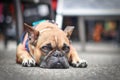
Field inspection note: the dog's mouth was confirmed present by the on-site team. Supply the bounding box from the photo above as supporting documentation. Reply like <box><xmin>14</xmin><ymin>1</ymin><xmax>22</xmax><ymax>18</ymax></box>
<box><xmin>39</xmin><ymin>49</ymin><xmax>69</xmax><ymax>69</ymax></box>
<box><xmin>51</xmin><ymin>61</ymin><xmax>64</xmax><ymax>68</ymax></box>
<box><xmin>40</xmin><ymin>56</ymin><xmax>69</xmax><ymax>69</ymax></box>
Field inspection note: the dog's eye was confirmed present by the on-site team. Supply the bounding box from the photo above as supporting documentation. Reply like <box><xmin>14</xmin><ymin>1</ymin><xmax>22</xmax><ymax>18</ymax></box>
<box><xmin>42</xmin><ymin>46</ymin><xmax>48</xmax><ymax>50</ymax></box>
<box><xmin>41</xmin><ymin>46</ymin><xmax>50</xmax><ymax>53</ymax></box>
<box><xmin>62</xmin><ymin>44</ymin><xmax>70</xmax><ymax>53</ymax></box>
<box><xmin>41</xmin><ymin>44</ymin><xmax>53</xmax><ymax>53</ymax></box>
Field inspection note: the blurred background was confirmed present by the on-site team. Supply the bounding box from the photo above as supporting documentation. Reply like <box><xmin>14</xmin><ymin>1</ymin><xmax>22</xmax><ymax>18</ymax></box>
<box><xmin>0</xmin><ymin>0</ymin><xmax>120</xmax><ymax>80</ymax></box>
<box><xmin>0</xmin><ymin>0</ymin><xmax>56</xmax><ymax>49</ymax></box>
<box><xmin>0</xmin><ymin>0</ymin><xmax>120</xmax><ymax>52</ymax></box>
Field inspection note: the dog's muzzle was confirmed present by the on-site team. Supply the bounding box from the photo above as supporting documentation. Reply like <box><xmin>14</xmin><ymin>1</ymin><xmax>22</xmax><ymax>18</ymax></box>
<box><xmin>40</xmin><ymin>50</ymin><xmax>69</xmax><ymax>69</ymax></box>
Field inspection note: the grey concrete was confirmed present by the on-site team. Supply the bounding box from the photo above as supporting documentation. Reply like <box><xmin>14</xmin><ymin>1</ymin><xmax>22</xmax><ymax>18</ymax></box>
<box><xmin>0</xmin><ymin>41</ymin><xmax>120</xmax><ymax>80</ymax></box>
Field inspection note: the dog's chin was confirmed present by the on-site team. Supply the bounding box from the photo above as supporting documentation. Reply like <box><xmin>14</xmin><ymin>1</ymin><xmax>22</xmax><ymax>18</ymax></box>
<box><xmin>40</xmin><ymin>56</ymin><xmax>69</xmax><ymax>69</ymax></box>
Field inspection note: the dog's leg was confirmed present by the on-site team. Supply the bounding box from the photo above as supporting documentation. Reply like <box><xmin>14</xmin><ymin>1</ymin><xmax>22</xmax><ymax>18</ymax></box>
<box><xmin>16</xmin><ymin>43</ymin><xmax>36</xmax><ymax>67</ymax></box>
<box><xmin>33</xmin><ymin>48</ymin><xmax>41</xmax><ymax>65</ymax></box>
<box><xmin>68</xmin><ymin>45</ymin><xmax>88</xmax><ymax>68</ymax></box>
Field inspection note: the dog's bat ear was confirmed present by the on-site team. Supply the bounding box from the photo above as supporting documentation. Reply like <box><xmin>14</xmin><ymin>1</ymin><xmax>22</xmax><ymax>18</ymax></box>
<box><xmin>24</xmin><ymin>23</ymin><xmax>39</xmax><ymax>45</ymax></box>
<box><xmin>64</xmin><ymin>26</ymin><xmax>75</xmax><ymax>39</ymax></box>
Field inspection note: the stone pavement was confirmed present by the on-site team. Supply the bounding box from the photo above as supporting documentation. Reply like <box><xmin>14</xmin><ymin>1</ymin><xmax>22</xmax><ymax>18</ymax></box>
<box><xmin>0</xmin><ymin>41</ymin><xmax>120</xmax><ymax>80</ymax></box>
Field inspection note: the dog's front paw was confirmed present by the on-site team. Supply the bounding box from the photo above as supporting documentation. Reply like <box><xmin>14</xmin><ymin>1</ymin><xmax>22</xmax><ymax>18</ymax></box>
<box><xmin>71</xmin><ymin>59</ymin><xmax>88</xmax><ymax>68</ymax></box>
<box><xmin>22</xmin><ymin>58</ymin><xmax>36</xmax><ymax>67</ymax></box>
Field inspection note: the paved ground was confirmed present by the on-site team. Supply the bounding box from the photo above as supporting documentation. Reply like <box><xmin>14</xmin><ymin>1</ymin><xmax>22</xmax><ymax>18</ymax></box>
<box><xmin>0</xmin><ymin>41</ymin><xmax>120</xmax><ymax>80</ymax></box>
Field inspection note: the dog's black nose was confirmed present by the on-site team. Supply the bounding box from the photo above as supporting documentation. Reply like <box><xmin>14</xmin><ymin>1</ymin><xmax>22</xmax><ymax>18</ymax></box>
<box><xmin>52</xmin><ymin>50</ymin><xmax>64</xmax><ymax>57</ymax></box>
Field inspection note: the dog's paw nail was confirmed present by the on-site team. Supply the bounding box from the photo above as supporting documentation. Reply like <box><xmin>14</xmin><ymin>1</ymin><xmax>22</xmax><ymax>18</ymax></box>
<box><xmin>71</xmin><ymin>60</ymin><xmax>88</xmax><ymax>68</ymax></box>
<box><xmin>22</xmin><ymin>58</ymin><xmax>36</xmax><ymax>67</ymax></box>
<box><xmin>79</xmin><ymin>60</ymin><xmax>88</xmax><ymax>68</ymax></box>
<box><xmin>71</xmin><ymin>63</ymin><xmax>76</xmax><ymax>67</ymax></box>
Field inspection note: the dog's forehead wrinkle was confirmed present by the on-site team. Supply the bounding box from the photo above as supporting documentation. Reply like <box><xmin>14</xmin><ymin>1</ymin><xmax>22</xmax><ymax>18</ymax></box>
<box><xmin>54</xmin><ymin>36</ymin><xmax>58</xmax><ymax>44</ymax></box>
<box><xmin>37</xmin><ymin>28</ymin><xmax>69</xmax><ymax>48</ymax></box>
<box><xmin>53</xmin><ymin>34</ymin><xmax>67</xmax><ymax>48</ymax></box>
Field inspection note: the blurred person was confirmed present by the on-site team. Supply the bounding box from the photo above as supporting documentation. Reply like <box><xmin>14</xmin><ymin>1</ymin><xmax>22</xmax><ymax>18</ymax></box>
<box><xmin>93</xmin><ymin>22</ymin><xmax>103</xmax><ymax>42</ymax></box>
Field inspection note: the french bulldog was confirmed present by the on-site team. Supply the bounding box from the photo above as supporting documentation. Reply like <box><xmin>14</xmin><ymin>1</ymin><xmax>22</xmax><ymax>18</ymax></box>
<box><xmin>16</xmin><ymin>20</ymin><xmax>87</xmax><ymax>68</ymax></box>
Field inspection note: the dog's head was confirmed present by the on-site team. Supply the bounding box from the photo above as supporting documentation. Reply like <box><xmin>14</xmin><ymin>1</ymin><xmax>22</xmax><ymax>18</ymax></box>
<box><xmin>24</xmin><ymin>21</ymin><xmax>74</xmax><ymax>69</ymax></box>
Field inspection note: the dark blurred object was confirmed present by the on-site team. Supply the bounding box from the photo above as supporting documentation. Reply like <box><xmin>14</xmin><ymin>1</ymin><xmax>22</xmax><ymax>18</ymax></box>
<box><xmin>0</xmin><ymin>0</ymin><xmax>12</xmax><ymax>3</ymax></box>
<box><xmin>23</xmin><ymin>0</ymin><xmax>54</xmax><ymax>25</ymax></box>
<box><xmin>0</xmin><ymin>0</ymin><xmax>54</xmax><ymax>48</ymax></box>
<box><xmin>117</xmin><ymin>21</ymin><xmax>120</xmax><ymax>45</ymax></box>
<box><xmin>86</xmin><ymin>20</ymin><xmax>95</xmax><ymax>41</ymax></box>
<box><xmin>0</xmin><ymin>3</ymin><xmax>16</xmax><ymax>47</ymax></box>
